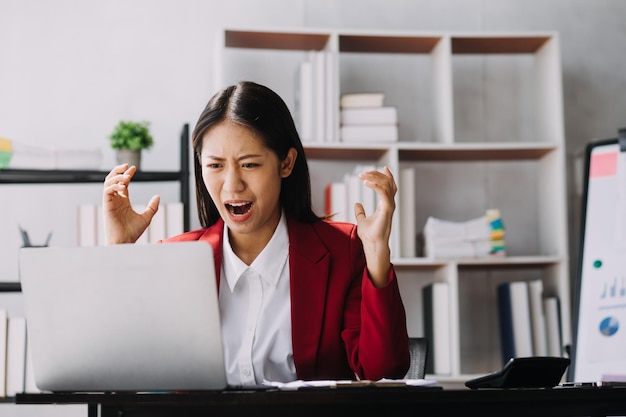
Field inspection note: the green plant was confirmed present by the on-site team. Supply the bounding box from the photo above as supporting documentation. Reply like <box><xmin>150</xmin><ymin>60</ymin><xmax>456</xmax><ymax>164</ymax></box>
<box><xmin>109</xmin><ymin>120</ymin><xmax>154</xmax><ymax>151</ymax></box>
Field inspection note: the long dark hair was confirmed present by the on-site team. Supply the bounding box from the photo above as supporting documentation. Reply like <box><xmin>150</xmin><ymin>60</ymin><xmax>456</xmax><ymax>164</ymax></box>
<box><xmin>192</xmin><ymin>81</ymin><xmax>323</xmax><ymax>228</ymax></box>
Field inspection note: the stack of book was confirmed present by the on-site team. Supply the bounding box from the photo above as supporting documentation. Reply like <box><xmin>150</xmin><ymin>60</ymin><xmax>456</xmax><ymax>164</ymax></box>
<box><xmin>0</xmin><ymin>138</ymin><xmax>102</xmax><ymax>170</ymax></box>
<box><xmin>77</xmin><ymin>202</ymin><xmax>184</xmax><ymax>246</ymax></box>
<box><xmin>324</xmin><ymin>165</ymin><xmax>380</xmax><ymax>224</ymax></box>
<box><xmin>339</xmin><ymin>93</ymin><xmax>398</xmax><ymax>143</ymax></box>
<box><xmin>422</xmin><ymin>209</ymin><xmax>506</xmax><ymax>259</ymax></box>
<box><xmin>295</xmin><ymin>51</ymin><xmax>336</xmax><ymax>143</ymax></box>
<box><xmin>497</xmin><ymin>280</ymin><xmax>563</xmax><ymax>366</ymax></box>
<box><xmin>0</xmin><ymin>311</ymin><xmax>40</xmax><ymax>397</ymax></box>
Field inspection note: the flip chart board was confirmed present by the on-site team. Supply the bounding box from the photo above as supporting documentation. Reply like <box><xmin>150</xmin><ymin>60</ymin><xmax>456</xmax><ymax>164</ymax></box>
<box><xmin>570</xmin><ymin>132</ymin><xmax>626</xmax><ymax>382</ymax></box>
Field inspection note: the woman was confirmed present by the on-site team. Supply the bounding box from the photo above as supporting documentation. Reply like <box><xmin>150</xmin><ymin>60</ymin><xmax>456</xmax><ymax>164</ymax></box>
<box><xmin>103</xmin><ymin>81</ymin><xmax>410</xmax><ymax>386</ymax></box>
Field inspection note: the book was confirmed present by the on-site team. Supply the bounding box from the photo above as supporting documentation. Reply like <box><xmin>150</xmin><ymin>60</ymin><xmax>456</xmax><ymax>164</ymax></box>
<box><xmin>355</xmin><ymin>164</ymin><xmax>377</xmax><ymax>217</ymax></box>
<box><xmin>0</xmin><ymin>309</ymin><xmax>7</xmax><ymax>397</ymax></box>
<box><xmin>133</xmin><ymin>204</ymin><xmax>149</xmax><ymax>244</ymax></box>
<box><xmin>324</xmin><ymin>51</ymin><xmax>337</xmax><ymax>142</ymax></box>
<box><xmin>326</xmin><ymin>166</ymin><xmax>380</xmax><ymax>224</ymax></box>
<box><xmin>324</xmin><ymin>182</ymin><xmax>348</xmax><ymax>222</ymax></box>
<box><xmin>527</xmin><ymin>279</ymin><xmax>548</xmax><ymax>356</ymax></box>
<box><xmin>340</xmin><ymin>92</ymin><xmax>384</xmax><ymax>108</ymax></box>
<box><xmin>312</xmin><ymin>51</ymin><xmax>326</xmax><ymax>142</ymax></box>
<box><xmin>340</xmin><ymin>106</ymin><xmax>398</xmax><ymax>125</ymax></box>
<box><xmin>6</xmin><ymin>316</ymin><xmax>26</xmax><ymax>397</ymax></box>
<box><xmin>148</xmin><ymin>203</ymin><xmax>167</xmax><ymax>243</ymax></box>
<box><xmin>166</xmin><ymin>202</ymin><xmax>185</xmax><ymax>237</ymax></box>
<box><xmin>340</xmin><ymin>125</ymin><xmax>398</xmax><ymax>143</ymax></box>
<box><xmin>97</xmin><ymin>204</ymin><xmax>105</xmax><ymax>246</ymax></box>
<box><xmin>344</xmin><ymin>171</ymin><xmax>362</xmax><ymax>224</ymax></box>
<box><xmin>544</xmin><ymin>296</ymin><xmax>563</xmax><ymax>357</ymax></box>
<box><xmin>77</xmin><ymin>203</ymin><xmax>98</xmax><ymax>247</ymax></box>
<box><xmin>497</xmin><ymin>281</ymin><xmax>533</xmax><ymax>365</ymax></box>
<box><xmin>295</xmin><ymin>60</ymin><xmax>314</xmax><ymax>142</ymax></box>
<box><xmin>399</xmin><ymin>167</ymin><xmax>416</xmax><ymax>257</ymax></box>
<box><xmin>296</xmin><ymin>50</ymin><xmax>337</xmax><ymax>143</ymax></box>
<box><xmin>422</xmin><ymin>282</ymin><xmax>451</xmax><ymax>375</ymax></box>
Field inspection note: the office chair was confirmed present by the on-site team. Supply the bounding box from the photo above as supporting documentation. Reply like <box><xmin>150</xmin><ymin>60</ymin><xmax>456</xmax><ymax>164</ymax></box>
<box><xmin>405</xmin><ymin>337</ymin><xmax>429</xmax><ymax>379</ymax></box>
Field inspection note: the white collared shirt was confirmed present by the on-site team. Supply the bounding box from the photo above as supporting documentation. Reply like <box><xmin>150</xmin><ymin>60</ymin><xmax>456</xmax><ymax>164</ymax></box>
<box><xmin>219</xmin><ymin>212</ymin><xmax>295</xmax><ymax>386</ymax></box>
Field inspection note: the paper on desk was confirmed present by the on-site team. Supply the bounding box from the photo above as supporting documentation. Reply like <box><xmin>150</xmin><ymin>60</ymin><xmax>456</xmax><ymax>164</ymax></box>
<box><xmin>263</xmin><ymin>379</ymin><xmax>349</xmax><ymax>390</ymax></box>
<box><xmin>263</xmin><ymin>378</ymin><xmax>438</xmax><ymax>391</ymax></box>
<box><xmin>380</xmin><ymin>378</ymin><xmax>439</xmax><ymax>387</ymax></box>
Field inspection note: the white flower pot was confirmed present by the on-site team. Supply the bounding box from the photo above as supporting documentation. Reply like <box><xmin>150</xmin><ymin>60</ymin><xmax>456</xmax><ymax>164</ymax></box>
<box><xmin>115</xmin><ymin>149</ymin><xmax>142</xmax><ymax>169</ymax></box>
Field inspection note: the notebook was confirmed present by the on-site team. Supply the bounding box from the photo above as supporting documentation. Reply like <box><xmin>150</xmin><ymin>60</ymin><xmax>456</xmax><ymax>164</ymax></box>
<box><xmin>18</xmin><ymin>241</ymin><xmax>227</xmax><ymax>392</ymax></box>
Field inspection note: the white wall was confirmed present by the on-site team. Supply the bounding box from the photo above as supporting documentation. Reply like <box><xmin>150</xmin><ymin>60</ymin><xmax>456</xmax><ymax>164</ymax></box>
<box><xmin>2</xmin><ymin>0</ymin><xmax>626</xmax><ymax>265</ymax></box>
<box><xmin>2</xmin><ymin>0</ymin><xmax>625</xmax><ymax>278</ymax></box>
<box><xmin>0</xmin><ymin>0</ymin><xmax>309</xmax><ymax>282</ymax></box>
<box><xmin>0</xmin><ymin>0</ymin><xmax>309</xmax><ymax>170</ymax></box>
<box><xmin>1</xmin><ymin>0</ymin><xmax>626</xmax><ymax>413</ymax></box>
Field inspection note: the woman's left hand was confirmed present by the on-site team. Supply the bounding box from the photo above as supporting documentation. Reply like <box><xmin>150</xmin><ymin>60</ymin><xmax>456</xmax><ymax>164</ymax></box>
<box><xmin>354</xmin><ymin>166</ymin><xmax>397</xmax><ymax>288</ymax></box>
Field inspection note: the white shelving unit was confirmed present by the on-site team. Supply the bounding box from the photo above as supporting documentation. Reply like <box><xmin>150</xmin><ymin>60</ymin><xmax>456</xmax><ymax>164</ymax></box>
<box><xmin>215</xmin><ymin>28</ymin><xmax>570</xmax><ymax>384</ymax></box>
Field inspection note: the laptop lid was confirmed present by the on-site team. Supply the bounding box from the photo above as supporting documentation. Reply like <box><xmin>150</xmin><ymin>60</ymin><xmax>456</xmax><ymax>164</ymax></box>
<box><xmin>19</xmin><ymin>241</ymin><xmax>227</xmax><ymax>392</ymax></box>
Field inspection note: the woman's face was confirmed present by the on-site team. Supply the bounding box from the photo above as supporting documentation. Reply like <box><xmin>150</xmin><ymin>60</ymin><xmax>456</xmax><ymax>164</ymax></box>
<box><xmin>200</xmin><ymin>120</ymin><xmax>296</xmax><ymax>243</ymax></box>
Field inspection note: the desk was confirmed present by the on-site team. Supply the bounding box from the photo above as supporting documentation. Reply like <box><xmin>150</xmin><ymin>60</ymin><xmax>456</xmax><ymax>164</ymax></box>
<box><xmin>16</xmin><ymin>386</ymin><xmax>626</xmax><ymax>417</ymax></box>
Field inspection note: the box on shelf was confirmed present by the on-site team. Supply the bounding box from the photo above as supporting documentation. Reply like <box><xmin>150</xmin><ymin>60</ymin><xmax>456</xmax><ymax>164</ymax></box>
<box><xmin>54</xmin><ymin>148</ymin><xmax>103</xmax><ymax>170</ymax></box>
<box><xmin>1</xmin><ymin>139</ymin><xmax>102</xmax><ymax>170</ymax></box>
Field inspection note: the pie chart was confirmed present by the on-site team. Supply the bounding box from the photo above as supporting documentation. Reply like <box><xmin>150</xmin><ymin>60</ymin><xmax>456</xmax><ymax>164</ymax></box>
<box><xmin>599</xmin><ymin>316</ymin><xmax>619</xmax><ymax>336</ymax></box>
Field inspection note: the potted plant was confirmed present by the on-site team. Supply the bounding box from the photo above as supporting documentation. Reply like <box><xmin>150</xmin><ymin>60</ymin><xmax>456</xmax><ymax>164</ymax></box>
<box><xmin>109</xmin><ymin>120</ymin><xmax>154</xmax><ymax>169</ymax></box>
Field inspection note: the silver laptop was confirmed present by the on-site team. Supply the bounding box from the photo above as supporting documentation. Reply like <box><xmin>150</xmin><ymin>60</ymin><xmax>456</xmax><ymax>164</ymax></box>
<box><xmin>18</xmin><ymin>241</ymin><xmax>227</xmax><ymax>392</ymax></box>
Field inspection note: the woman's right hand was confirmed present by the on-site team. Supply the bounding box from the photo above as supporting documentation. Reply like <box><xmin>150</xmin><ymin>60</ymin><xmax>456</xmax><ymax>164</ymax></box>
<box><xmin>102</xmin><ymin>164</ymin><xmax>160</xmax><ymax>245</ymax></box>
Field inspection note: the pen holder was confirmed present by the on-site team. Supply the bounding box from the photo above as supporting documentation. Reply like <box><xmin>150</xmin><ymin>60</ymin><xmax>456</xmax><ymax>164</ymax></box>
<box><xmin>19</xmin><ymin>226</ymin><xmax>52</xmax><ymax>248</ymax></box>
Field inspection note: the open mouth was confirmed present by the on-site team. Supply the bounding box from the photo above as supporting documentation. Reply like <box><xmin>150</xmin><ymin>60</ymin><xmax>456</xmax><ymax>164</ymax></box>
<box><xmin>226</xmin><ymin>202</ymin><xmax>252</xmax><ymax>216</ymax></box>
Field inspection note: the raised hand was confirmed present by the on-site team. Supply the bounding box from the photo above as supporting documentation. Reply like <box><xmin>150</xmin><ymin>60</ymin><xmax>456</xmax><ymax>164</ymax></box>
<box><xmin>102</xmin><ymin>164</ymin><xmax>160</xmax><ymax>244</ymax></box>
<box><xmin>354</xmin><ymin>166</ymin><xmax>397</xmax><ymax>287</ymax></box>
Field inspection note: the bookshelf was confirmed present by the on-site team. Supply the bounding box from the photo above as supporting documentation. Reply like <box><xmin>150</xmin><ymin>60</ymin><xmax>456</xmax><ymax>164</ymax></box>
<box><xmin>216</xmin><ymin>28</ymin><xmax>571</xmax><ymax>384</ymax></box>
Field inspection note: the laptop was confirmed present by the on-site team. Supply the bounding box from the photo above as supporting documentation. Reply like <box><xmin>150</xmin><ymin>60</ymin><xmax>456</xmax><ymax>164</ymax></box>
<box><xmin>18</xmin><ymin>241</ymin><xmax>227</xmax><ymax>392</ymax></box>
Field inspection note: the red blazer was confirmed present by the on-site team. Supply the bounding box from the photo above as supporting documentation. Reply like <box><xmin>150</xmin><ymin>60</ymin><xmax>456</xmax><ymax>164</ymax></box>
<box><xmin>163</xmin><ymin>215</ymin><xmax>410</xmax><ymax>381</ymax></box>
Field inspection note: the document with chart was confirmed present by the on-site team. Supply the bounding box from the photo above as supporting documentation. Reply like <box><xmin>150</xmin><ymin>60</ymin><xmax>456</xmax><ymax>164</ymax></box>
<box><xmin>571</xmin><ymin>137</ymin><xmax>626</xmax><ymax>383</ymax></box>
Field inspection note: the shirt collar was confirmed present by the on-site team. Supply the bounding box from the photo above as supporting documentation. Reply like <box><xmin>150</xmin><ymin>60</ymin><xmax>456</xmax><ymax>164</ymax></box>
<box><xmin>222</xmin><ymin>211</ymin><xmax>289</xmax><ymax>292</ymax></box>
